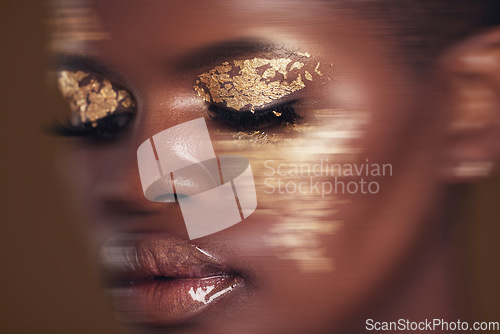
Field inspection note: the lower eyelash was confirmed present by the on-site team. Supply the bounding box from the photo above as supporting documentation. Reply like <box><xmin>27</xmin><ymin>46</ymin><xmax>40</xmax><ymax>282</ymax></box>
<box><xmin>208</xmin><ymin>102</ymin><xmax>301</xmax><ymax>130</ymax></box>
<box><xmin>50</xmin><ymin>113</ymin><xmax>134</xmax><ymax>140</ymax></box>
<box><xmin>51</xmin><ymin>101</ymin><xmax>299</xmax><ymax>138</ymax></box>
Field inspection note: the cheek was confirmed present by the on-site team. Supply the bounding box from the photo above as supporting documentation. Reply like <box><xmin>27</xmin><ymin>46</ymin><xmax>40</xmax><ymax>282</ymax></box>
<box><xmin>205</xmin><ymin>53</ymin><xmax>433</xmax><ymax>329</ymax></box>
<box><xmin>208</xmin><ymin>92</ymin><xmax>388</xmax><ymax>272</ymax></box>
<box><xmin>62</xmin><ymin>144</ymin><xmax>117</xmax><ymax>195</ymax></box>
<box><xmin>59</xmin><ymin>141</ymin><xmax>135</xmax><ymax>230</ymax></box>
<box><xmin>206</xmin><ymin>108</ymin><xmax>368</xmax><ymax>306</ymax></box>
<box><xmin>60</xmin><ymin>145</ymin><xmax>98</xmax><ymax>204</ymax></box>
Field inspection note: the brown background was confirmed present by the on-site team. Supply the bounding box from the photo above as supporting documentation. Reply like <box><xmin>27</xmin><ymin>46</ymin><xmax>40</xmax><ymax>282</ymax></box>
<box><xmin>1</xmin><ymin>1</ymin><xmax>498</xmax><ymax>333</ymax></box>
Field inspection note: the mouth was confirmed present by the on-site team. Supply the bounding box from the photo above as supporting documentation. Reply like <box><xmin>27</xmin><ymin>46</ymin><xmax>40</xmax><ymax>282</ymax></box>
<box><xmin>99</xmin><ymin>233</ymin><xmax>244</xmax><ymax>325</ymax></box>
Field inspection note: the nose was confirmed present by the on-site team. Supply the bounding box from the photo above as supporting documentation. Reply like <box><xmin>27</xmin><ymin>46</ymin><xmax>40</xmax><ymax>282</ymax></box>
<box><xmin>137</xmin><ymin>117</ymin><xmax>221</xmax><ymax>202</ymax></box>
<box><xmin>137</xmin><ymin>117</ymin><xmax>259</xmax><ymax>239</ymax></box>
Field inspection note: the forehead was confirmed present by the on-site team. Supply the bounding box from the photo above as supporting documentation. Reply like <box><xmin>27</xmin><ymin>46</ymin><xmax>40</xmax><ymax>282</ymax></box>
<box><xmin>64</xmin><ymin>0</ymin><xmax>367</xmax><ymax>60</ymax></box>
<box><xmin>52</xmin><ymin>0</ymin><xmax>399</xmax><ymax>111</ymax></box>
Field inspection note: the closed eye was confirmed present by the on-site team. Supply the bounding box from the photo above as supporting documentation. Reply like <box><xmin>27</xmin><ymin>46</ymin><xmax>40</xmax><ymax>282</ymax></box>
<box><xmin>54</xmin><ymin>69</ymin><xmax>137</xmax><ymax>140</ymax></box>
<box><xmin>207</xmin><ymin>101</ymin><xmax>301</xmax><ymax>131</ymax></box>
<box><xmin>52</xmin><ymin>112</ymin><xmax>135</xmax><ymax>140</ymax></box>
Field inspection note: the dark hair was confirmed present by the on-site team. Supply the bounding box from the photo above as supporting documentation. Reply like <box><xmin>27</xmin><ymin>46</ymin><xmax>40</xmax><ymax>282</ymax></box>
<box><xmin>336</xmin><ymin>0</ymin><xmax>500</xmax><ymax>68</ymax></box>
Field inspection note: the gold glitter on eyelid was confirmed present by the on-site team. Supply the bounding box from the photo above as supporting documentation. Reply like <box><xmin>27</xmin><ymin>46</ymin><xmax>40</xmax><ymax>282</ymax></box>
<box><xmin>289</xmin><ymin>62</ymin><xmax>305</xmax><ymax>71</ymax></box>
<box><xmin>193</xmin><ymin>54</ymin><xmax>322</xmax><ymax>112</ymax></box>
<box><xmin>57</xmin><ymin>70</ymin><xmax>136</xmax><ymax>125</ymax></box>
<box><xmin>314</xmin><ymin>62</ymin><xmax>323</xmax><ymax>76</ymax></box>
<box><xmin>304</xmin><ymin>71</ymin><xmax>313</xmax><ymax>81</ymax></box>
<box><xmin>273</xmin><ymin>110</ymin><xmax>282</xmax><ymax>117</ymax></box>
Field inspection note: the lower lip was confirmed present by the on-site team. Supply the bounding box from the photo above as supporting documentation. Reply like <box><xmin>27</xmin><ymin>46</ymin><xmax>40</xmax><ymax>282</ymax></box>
<box><xmin>109</xmin><ymin>275</ymin><xmax>243</xmax><ymax>325</ymax></box>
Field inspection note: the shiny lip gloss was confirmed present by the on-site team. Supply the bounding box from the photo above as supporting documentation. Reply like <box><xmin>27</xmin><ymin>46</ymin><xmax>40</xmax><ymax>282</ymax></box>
<box><xmin>100</xmin><ymin>234</ymin><xmax>244</xmax><ymax>325</ymax></box>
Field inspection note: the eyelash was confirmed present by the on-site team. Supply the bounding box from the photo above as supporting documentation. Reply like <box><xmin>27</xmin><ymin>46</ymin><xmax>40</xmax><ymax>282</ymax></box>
<box><xmin>52</xmin><ymin>112</ymin><xmax>135</xmax><ymax>140</ymax></box>
<box><xmin>54</xmin><ymin>101</ymin><xmax>301</xmax><ymax>139</ymax></box>
<box><xmin>207</xmin><ymin>101</ymin><xmax>301</xmax><ymax>131</ymax></box>
<box><xmin>54</xmin><ymin>70</ymin><xmax>300</xmax><ymax>139</ymax></box>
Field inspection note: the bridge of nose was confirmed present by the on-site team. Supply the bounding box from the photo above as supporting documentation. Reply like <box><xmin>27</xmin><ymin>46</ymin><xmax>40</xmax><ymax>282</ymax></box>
<box><xmin>137</xmin><ymin>117</ymin><xmax>217</xmax><ymax>201</ymax></box>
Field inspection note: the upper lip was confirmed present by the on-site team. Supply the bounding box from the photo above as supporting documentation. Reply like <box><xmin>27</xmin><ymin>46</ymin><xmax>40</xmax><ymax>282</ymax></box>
<box><xmin>99</xmin><ymin>233</ymin><xmax>236</xmax><ymax>285</ymax></box>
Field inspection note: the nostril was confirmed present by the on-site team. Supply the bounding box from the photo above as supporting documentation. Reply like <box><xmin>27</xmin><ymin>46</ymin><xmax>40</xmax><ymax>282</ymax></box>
<box><xmin>96</xmin><ymin>185</ymin><xmax>168</xmax><ymax>216</ymax></box>
<box><xmin>171</xmin><ymin>158</ymin><xmax>222</xmax><ymax>197</ymax></box>
<box><xmin>144</xmin><ymin>158</ymin><xmax>221</xmax><ymax>203</ymax></box>
<box><xmin>137</xmin><ymin>118</ymin><xmax>221</xmax><ymax>204</ymax></box>
<box><xmin>144</xmin><ymin>176</ymin><xmax>176</xmax><ymax>203</ymax></box>
<box><xmin>153</xmin><ymin>193</ymin><xmax>177</xmax><ymax>202</ymax></box>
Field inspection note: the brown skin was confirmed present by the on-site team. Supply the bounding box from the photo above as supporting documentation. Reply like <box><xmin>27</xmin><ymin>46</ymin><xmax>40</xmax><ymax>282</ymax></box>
<box><xmin>56</xmin><ymin>1</ymin><xmax>500</xmax><ymax>333</ymax></box>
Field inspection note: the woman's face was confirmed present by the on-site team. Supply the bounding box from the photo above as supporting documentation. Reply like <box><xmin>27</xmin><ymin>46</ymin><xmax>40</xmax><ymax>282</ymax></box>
<box><xmin>57</xmin><ymin>0</ymin><xmax>446</xmax><ymax>333</ymax></box>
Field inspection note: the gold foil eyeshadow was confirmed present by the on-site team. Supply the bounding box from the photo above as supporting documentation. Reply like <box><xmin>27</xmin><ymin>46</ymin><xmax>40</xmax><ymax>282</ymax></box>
<box><xmin>314</xmin><ymin>62</ymin><xmax>322</xmax><ymax>76</ymax></box>
<box><xmin>304</xmin><ymin>71</ymin><xmax>313</xmax><ymax>81</ymax></box>
<box><xmin>289</xmin><ymin>62</ymin><xmax>304</xmax><ymax>71</ymax></box>
<box><xmin>194</xmin><ymin>55</ymin><xmax>322</xmax><ymax>112</ymax></box>
<box><xmin>57</xmin><ymin>70</ymin><xmax>136</xmax><ymax>125</ymax></box>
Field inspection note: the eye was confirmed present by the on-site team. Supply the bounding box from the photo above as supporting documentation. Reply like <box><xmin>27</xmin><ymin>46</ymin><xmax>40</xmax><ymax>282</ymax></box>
<box><xmin>54</xmin><ymin>70</ymin><xmax>136</xmax><ymax>139</ymax></box>
<box><xmin>52</xmin><ymin>113</ymin><xmax>135</xmax><ymax>140</ymax></box>
<box><xmin>207</xmin><ymin>101</ymin><xmax>301</xmax><ymax>131</ymax></box>
<box><xmin>193</xmin><ymin>56</ymin><xmax>322</xmax><ymax>131</ymax></box>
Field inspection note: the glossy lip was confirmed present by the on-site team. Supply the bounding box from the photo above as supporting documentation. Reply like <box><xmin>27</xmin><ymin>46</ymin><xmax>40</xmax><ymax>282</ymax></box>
<box><xmin>100</xmin><ymin>233</ymin><xmax>244</xmax><ymax>325</ymax></box>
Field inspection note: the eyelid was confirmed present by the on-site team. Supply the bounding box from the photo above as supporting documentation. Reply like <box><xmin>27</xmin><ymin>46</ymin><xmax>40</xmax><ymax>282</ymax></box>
<box><xmin>193</xmin><ymin>55</ymin><xmax>321</xmax><ymax>112</ymax></box>
<box><xmin>57</xmin><ymin>69</ymin><xmax>137</xmax><ymax>126</ymax></box>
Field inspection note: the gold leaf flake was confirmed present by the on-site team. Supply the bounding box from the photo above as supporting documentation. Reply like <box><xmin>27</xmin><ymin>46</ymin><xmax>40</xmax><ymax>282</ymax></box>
<box><xmin>289</xmin><ymin>61</ymin><xmax>305</xmax><ymax>71</ymax></box>
<box><xmin>304</xmin><ymin>71</ymin><xmax>313</xmax><ymax>81</ymax></box>
<box><xmin>57</xmin><ymin>70</ymin><xmax>136</xmax><ymax>125</ymax></box>
<box><xmin>193</xmin><ymin>53</ymin><xmax>318</xmax><ymax>111</ymax></box>
<box><xmin>314</xmin><ymin>62</ymin><xmax>322</xmax><ymax>76</ymax></box>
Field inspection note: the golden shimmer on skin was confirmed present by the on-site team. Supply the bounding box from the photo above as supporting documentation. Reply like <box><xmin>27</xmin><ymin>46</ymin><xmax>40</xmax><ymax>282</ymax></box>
<box><xmin>57</xmin><ymin>70</ymin><xmax>136</xmax><ymax>125</ymax></box>
<box><xmin>194</xmin><ymin>55</ymin><xmax>322</xmax><ymax>112</ymax></box>
<box><xmin>212</xmin><ymin>109</ymin><xmax>369</xmax><ymax>272</ymax></box>
<box><xmin>214</xmin><ymin>109</ymin><xmax>368</xmax><ymax>149</ymax></box>
<box><xmin>263</xmin><ymin>214</ymin><xmax>342</xmax><ymax>273</ymax></box>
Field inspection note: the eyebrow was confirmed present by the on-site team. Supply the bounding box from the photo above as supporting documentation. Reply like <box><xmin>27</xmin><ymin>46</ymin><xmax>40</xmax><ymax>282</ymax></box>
<box><xmin>52</xmin><ymin>53</ymin><xmax>127</xmax><ymax>84</ymax></box>
<box><xmin>52</xmin><ymin>38</ymin><xmax>302</xmax><ymax>77</ymax></box>
<box><xmin>172</xmin><ymin>38</ymin><xmax>299</xmax><ymax>72</ymax></box>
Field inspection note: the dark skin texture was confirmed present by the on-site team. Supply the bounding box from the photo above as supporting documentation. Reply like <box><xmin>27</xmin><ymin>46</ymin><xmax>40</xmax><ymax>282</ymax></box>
<box><xmin>55</xmin><ymin>1</ymin><xmax>500</xmax><ymax>333</ymax></box>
